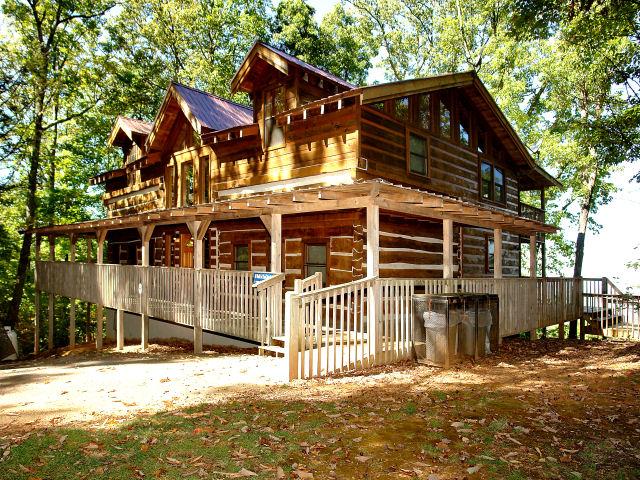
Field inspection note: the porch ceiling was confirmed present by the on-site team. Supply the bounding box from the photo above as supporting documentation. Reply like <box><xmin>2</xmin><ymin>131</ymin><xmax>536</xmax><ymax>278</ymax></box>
<box><xmin>29</xmin><ymin>180</ymin><xmax>557</xmax><ymax>238</ymax></box>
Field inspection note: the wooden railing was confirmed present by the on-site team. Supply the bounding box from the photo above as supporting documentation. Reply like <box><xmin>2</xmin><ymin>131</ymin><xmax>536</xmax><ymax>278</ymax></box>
<box><xmin>294</xmin><ymin>272</ymin><xmax>323</xmax><ymax>294</ymax></box>
<box><xmin>36</xmin><ymin>261</ymin><xmax>284</xmax><ymax>344</ymax></box>
<box><xmin>286</xmin><ymin>276</ymin><xmax>582</xmax><ymax>380</ymax></box>
<box><xmin>519</xmin><ymin>202</ymin><xmax>545</xmax><ymax>223</ymax></box>
<box><xmin>582</xmin><ymin>277</ymin><xmax>639</xmax><ymax>339</ymax></box>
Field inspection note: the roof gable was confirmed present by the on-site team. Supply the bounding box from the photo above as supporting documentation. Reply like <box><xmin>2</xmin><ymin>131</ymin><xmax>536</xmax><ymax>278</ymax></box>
<box><xmin>231</xmin><ymin>41</ymin><xmax>355</xmax><ymax>94</ymax></box>
<box><xmin>108</xmin><ymin>116</ymin><xmax>153</xmax><ymax>147</ymax></box>
<box><xmin>145</xmin><ymin>82</ymin><xmax>253</xmax><ymax>151</ymax></box>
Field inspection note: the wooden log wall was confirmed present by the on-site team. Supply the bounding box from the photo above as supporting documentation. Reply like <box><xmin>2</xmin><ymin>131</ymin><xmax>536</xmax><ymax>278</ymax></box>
<box><xmin>461</xmin><ymin>226</ymin><xmax>520</xmax><ymax>277</ymax></box>
<box><xmin>358</xmin><ymin>101</ymin><xmax>520</xmax><ymax>215</ymax></box>
<box><xmin>368</xmin><ymin>213</ymin><xmax>459</xmax><ymax>279</ymax></box>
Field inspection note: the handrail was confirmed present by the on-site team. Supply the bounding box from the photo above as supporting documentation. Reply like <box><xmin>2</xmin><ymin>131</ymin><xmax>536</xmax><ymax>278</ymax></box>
<box><xmin>275</xmin><ymin>89</ymin><xmax>362</xmax><ymax>120</ymax></box>
<box><xmin>295</xmin><ymin>276</ymin><xmax>378</xmax><ymax>299</ymax></box>
<box><xmin>253</xmin><ymin>273</ymin><xmax>285</xmax><ymax>291</ymax></box>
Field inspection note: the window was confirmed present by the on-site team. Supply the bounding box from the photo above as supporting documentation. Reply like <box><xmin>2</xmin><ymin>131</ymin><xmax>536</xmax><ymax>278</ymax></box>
<box><xmin>305</xmin><ymin>244</ymin><xmax>327</xmax><ymax>285</ymax></box>
<box><xmin>370</xmin><ymin>102</ymin><xmax>385</xmax><ymax>112</ymax></box>
<box><xmin>439</xmin><ymin>96</ymin><xmax>451</xmax><ymax>138</ymax></box>
<box><xmin>408</xmin><ymin>132</ymin><xmax>428</xmax><ymax>176</ymax></box>
<box><xmin>459</xmin><ymin>109</ymin><xmax>470</xmax><ymax>147</ymax></box>
<box><xmin>416</xmin><ymin>93</ymin><xmax>430</xmax><ymax>130</ymax></box>
<box><xmin>480</xmin><ymin>161</ymin><xmax>506</xmax><ymax>203</ymax></box>
<box><xmin>394</xmin><ymin>97</ymin><xmax>409</xmax><ymax>121</ymax></box>
<box><xmin>200</xmin><ymin>155</ymin><xmax>210</xmax><ymax>204</ymax></box>
<box><xmin>182</xmin><ymin>162</ymin><xmax>194</xmax><ymax>207</ymax></box>
<box><xmin>494</xmin><ymin>167</ymin><xmax>505</xmax><ymax>202</ymax></box>
<box><xmin>485</xmin><ymin>237</ymin><xmax>494</xmax><ymax>274</ymax></box>
<box><xmin>263</xmin><ymin>87</ymin><xmax>286</xmax><ymax>148</ymax></box>
<box><xmin>234</xmin><ymin>244</ymin><xmax>249</xmax><ymax>271</ymax></box>
<box><xmin>481</xmin><ymin>161</ymin><xmax>492</xmax><ymax>199</ymax></box>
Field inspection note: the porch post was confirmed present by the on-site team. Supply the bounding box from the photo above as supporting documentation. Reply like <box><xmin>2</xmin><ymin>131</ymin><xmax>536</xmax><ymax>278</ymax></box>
<box><xmin>270</xmin><ymin>214</ymin><xmax>282</xmax><ymax>273</ymax></box>
<box><xmin>366</xmin><ymin>203</ymin><xmax>380</xmax><ymax>364</ymax></box>
<box><xmin>85</xmin><ymin>237</ymin><xmax>92</xmax><ymax>343</ymax></box>
<box><xmin>95</xmin><ymin>229</ymin><xmax>107</xmax><ymax>350</ymax></box>
<box><xmin>69</xmin><ymin>234</ymin><xmax>77</xmax><ymax>348</ymax></box>
<box><xmin>443</xmin><ymin>219</ymin><xmax>454</xmax><ymax>279</ymax></box>
<box><xmin>187</xmin><ymin>220</ymin><xmax>211</xmax><ymax>354</ymax></box>
<box><xmin>493</xmin><ymin>228</ymin><xmax>503</xmax><ymax>279</ymax></box>
<box><xmin>34</xmin><ymin>235</ymin><xmax>41</xmax><ymax>354</ymax></box>
<box><xmin>529</xmin><ymin>234</ymin><xmax>538</xmax><ymax>341</ymax></box>
<box><xmin>116</xmin><ymin>308</ymin><xmax>124</xmax><ymax>350</ymax></box>
<box><xmin>138</xmin><ymin>225</ymin><xmax>154</xmax><ymax>351</ymax></box>
<box><xmin>48</xmin><ymin>235</ymin><xmax>55</xmax><ymax>350</ymax></box>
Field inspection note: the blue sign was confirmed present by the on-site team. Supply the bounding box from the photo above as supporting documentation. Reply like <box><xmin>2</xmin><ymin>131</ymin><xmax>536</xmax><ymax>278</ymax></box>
<box><xmin>252</xmin><ymin>271</ymin><xmax>278</xmax><ymax>286</ymax></box>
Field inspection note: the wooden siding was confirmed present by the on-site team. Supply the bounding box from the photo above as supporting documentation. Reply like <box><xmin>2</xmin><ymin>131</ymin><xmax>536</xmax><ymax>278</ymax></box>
<box><xmin>461</xmin><ymin>226</ymin><xmax>520</xmax><ymax>278</ymax></box>
<box><xmin>358</xmin><ymin>96</ymin><xmax>520</xmax><ymax>214</ymax></box>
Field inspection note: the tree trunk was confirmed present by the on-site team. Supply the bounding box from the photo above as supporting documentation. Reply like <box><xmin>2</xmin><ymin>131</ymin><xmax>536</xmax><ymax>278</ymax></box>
<box><xmin>570</xmin><ymin>165</ymin><xmax>597</xmax><ymax>338</ymax></box>
<box><xmin>5</xmin><ymin>85</ymin><xmax>46</xmax><ymax>328</ymax></box>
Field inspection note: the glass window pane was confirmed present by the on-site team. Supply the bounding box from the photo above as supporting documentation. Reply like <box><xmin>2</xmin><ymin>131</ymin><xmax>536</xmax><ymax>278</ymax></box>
<box><xmin>306</xmin><ymin>244</ymin><xmax>326</xmax><ymax>264</ymax></box>
<box><xmin>409</xmin><ymin>133</ymin><xmax>427</xmax><ymax>175</ymax></box>
<box><xmin>183</xmin><ymin>162</ymin><xmax>194</xmax><ymax>206</ymax></box>
<box><xmin>370</xmin><ymin>102</ymin><xmax>385</xmax><ymax>112</ymax></box>
<box><xmin>307</xmin><ymin>265</ymin><xmax>327</xmax><ymax>281</ymax></box>
<box><xmin>488</xmin><ymin>239</ymin><xmax>494</xmax><ymax>272</ymax></box>
<box><xmin>234</xmin><ymin>244</ymin><xmax>249</xmax><ymax>270</ymax></box>
<box><xmin>494</xmin><ymin>167</ymin><xmax>505</xmax><ymax>202</ymax></box>
<box><xmin>459</xmin><ymin>114</ymin><xmax>470</xmax><ymax>147</ymax></box>
<box><xmin>481</xmin><ymin>162</ymin><xmax>492</xmax><ymax>199</ymax></box>
<box><xmin>440</xmin><ymin>99</ymin><xmax>451</xmax><ymax>138</ymax></box>
<box><xmin>417</xmin><ymin>94</ymin><xmax>430</xmax><ymax>130</ymax></box>
<box><xmin>394</xmin><ymin>97</ymin><xmax>409</xmax><ymax>121</ymax></box>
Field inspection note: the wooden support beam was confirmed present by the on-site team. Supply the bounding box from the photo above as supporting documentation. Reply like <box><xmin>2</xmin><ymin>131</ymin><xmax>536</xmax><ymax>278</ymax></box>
<box><xmin>116</xmin><ymin>309</ymin><xmax>124</xmax><ymax>350</ymax></box>
<box><xmin>34</xmin><ymin>235</ymin><xmax>41</xmax><ymax>354</ymax></box>
<box><xmin>270</xmin><ymin>214</ymin><xmax>282</xmax><ymax>273</ymax></box>
<box><xmin>48</xmin><ymin>236</ymin><xmax>55</xmax><ymax>350</ymax></box>
<box><xmin>493</xmin><ymin>228</ymin><xmax>503</xmax><ymax>279</ymax></box>
<box><xmin>95</xmin><ymin>304</ymin><xmax>103</xmax><ymax>350</ymax></box>
<box><xmin>291</xmin><ymin>191</ymin><xmax>318</xmax><ymax>203</ymax></box>
<box><xmin>529</xmin><ymin>234</ymin><xmax>538</xmax><ymax>341</ymax></box>
<box><xmin>96</xmin><ymin>229</ymin><xmax>107</xmax><ymax>265</ymax></box>
<box><xmin>366</xmin><ymin>203</ymin><xmax>380</xmax><ymax>276</ymax></box>
<box><xmin>69</xmin><ymin>235</ymin><xmax>77</xmax><ymax>348</ymax></box>
<box><xmin>443</xmin><ymin>219</ymin><xmax>454</xmax><ymax>279</ymax></box>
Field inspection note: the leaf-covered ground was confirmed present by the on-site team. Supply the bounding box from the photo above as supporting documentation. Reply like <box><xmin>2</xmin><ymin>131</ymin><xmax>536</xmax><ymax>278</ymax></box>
<box><xmin>1</xmin><ymin>338</ymin><xmax>639</xmax><ymax>479</ymax></box>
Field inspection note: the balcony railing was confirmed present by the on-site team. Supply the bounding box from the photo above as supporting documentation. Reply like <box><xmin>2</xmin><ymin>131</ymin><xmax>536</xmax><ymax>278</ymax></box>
<box><xmin>519</xmin><ymin>202</ymin><xmax>545</xmax><ymax>223</ymax></box>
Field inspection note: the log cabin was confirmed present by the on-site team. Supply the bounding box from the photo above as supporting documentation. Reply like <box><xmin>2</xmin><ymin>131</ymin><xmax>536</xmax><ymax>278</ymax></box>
<box><xmin>32</xmin><ymin>42</ymin><xmax>587</xmax><ymax>378</ymax></box>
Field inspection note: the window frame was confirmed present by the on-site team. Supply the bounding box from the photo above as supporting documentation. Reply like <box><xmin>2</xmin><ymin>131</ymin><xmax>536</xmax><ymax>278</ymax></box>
<box><xmin>478</xmin><ymin>139</ymin><xmax>507</xmax><ymax>206</ymax></box>
<box><xmin>303</xmin><ymin>241</ymin><xmax>329</xmax><ymax>286</ymax></box>
<box><xmin>405</xmin><ymin>128</ymin><xmax>430</xmax><ymax>178</ymax></box>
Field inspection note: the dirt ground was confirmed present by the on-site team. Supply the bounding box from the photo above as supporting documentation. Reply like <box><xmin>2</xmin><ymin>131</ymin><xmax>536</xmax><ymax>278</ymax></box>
<box><xmin>1</xmin><ymin>337</ymin><xmax>639</xmax><ymax>479</ymax></box>
<box><xmin>0</xmin><ymin>342</ymin><xmax>287</xmax><ymax>429</ymax></box>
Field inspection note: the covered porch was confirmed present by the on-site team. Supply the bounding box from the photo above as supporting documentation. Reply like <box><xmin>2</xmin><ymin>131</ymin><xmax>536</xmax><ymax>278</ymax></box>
<box><xmin>32</xmin><ymin>179</ymin><xmax>581</xmax><ymax>373</ymax></box>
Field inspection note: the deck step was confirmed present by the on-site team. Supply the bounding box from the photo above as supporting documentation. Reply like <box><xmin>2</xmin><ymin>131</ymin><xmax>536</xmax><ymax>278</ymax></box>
<box><xmin>259</xmin><ymin>345</ymin><xmax>286</xmax><ymax>357</ymax></box>
<box><xmin>271</xmin><ymin>336</ymin><xmax>286</xmax><ymax>347</ymax></box>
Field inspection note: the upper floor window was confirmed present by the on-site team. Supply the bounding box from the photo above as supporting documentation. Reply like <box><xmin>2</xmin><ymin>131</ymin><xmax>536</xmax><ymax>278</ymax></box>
<box><xmin>408</xmin><ymin>131</ymin><xmax>429</xmax><ymax>176</ymax></box>
<box><xmin>459</xmin><ymin>108</ymin><xmax>470</xmax><ymax>147</ymax></box>
<box><xmin>439</xmin><ymin>95</ymin><xmax>452</xmax><ymax>138</ymax></box>
<box><xmin>477</xmin><ymin>128</ymin><xmax>486</xmax><ymax>154</ymax></box>
<box><xmin>200</xmin><ymin>155</ymin><xmax>210</xmax><ymax>204</ymax></box>
<box><xmin>394</xmin><ymin>97</ymin><xmax>409</xmax><ymax>121</ymax></box>
<box><xmin>480</xmin><ymin>160</ymin><xmax>506</xmax><ymax>203</ymax></box>
<box><xmin>182</xmin><ymin>161</ymin><xmax>194</xmax><ymax>206</ymax></box>
<box><xmin>264</xmin><ymin>87</ymin><xmax>286</xmax><ymax>148</ymax></box>
<box><xmin>234</xmin><ymin>244</ymin><xmax>249</xmax><ymax>271</ymax></box>
<box><xmin>416</xmin><ymin>93</ymin><xmax>430</xmax><ymax>131</ymax></box>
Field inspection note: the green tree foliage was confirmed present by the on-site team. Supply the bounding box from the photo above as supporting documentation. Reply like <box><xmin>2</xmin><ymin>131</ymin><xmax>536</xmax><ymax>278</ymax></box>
<box><xmin>272</xmin><ymin>0</ymin><xmax>376</xmax><ymax>85</ymax></box>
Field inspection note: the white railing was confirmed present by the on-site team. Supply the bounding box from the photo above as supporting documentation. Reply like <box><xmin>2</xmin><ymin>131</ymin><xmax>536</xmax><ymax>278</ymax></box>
<box><xmin>583</xmin><ymin>292</ymin><xmax>640</xmax><ymax>340</ymax></box>
<box><xmin>286</xmin><ymin>276</ymin><xmax>583</xmax><ymax>380</ymax></box>
<box><xmin>294</xmin><ymin>272</ymin><xmax>323</xmax><ymax>294</ymax></box>
<box><xmin>36</xmin><ymin>261</ymin><xmax>283</xmax><ymax>344</ymax></box>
